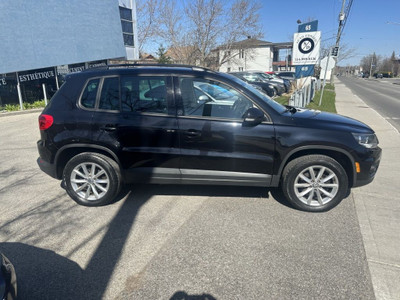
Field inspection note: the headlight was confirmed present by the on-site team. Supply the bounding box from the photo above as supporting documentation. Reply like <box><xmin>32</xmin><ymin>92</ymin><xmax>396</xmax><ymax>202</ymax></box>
<box><xmin>268</xmin><ymin>85</ymin><xmax>274</xmax><ymax>89</ymax></box>
<box><xmin>352</xmin><ymin>133</ymin><xmax>378</xmax><ymax>148</ymax></box>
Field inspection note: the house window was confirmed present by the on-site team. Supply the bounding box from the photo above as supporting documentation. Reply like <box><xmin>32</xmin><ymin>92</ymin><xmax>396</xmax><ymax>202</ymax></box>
<box><xmin>227</xmin><ymin>67</ymin><xmax>231</xmax><ymax>72</ymax></box>
<box><xmin>239</xmin><ymin>49</ymin><xmax>245</xmax><ymax>59</ymax></box>
<box><xmin>225</xmin><ymin>51</ymin><xmax>231</xmax><ymax>57</ymax></box>
<box><xmin>239</xmin><ymin>67</ymin><xmax>244</xmax><ymax>71</ymax></box>
<box><xmin>119</xmin><ymin>6</ymin><xmax>134</xmax><ymax>47</ymax></box>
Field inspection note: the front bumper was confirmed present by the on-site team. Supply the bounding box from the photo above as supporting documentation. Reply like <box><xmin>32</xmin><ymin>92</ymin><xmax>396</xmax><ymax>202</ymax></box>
<box><xmin>353</xmin><ymin>146</ymin><xmax>382</xmax><ymax>187</ymax></box>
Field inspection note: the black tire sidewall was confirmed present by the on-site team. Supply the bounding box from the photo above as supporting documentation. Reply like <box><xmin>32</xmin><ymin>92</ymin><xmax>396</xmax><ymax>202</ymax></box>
<box><xmin>63</xmin><ymin>153</ymin><xmax>121</xmax><ymax>206</ymax></box>
<box><xmin>282</xmin><ymin>155</ymin><xmax>348</xmax><ymax>212</ymax></box>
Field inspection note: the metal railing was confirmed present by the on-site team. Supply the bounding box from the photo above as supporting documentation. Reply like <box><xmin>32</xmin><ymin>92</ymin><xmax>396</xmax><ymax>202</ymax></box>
<box><xmin>289</xmin><ymin>78</ymin><xmax>319</xmax><ymax>107</ymax></box>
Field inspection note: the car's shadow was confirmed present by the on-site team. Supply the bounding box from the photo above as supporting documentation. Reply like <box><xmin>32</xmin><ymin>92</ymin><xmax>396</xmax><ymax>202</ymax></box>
<box><xmin>0</xmin><ymin>184</ymin><xmax>292</xmax><ymax>299</ymax></box>
<box><xmin>117</xmin><ymin>183</ymin><xmax>293</xmax><ymax>209</ymax></box>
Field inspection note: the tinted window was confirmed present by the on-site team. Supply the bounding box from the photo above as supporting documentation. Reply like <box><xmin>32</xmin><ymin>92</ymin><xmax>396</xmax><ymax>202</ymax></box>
<box><xmin>99</xmin><ymin>77</ymin><xmax>120</xmax><ymax>111</ymax></box>
<box><xmin>180</xmin><ymin>77</ymin><xmax>253</xmax><ymax>119</ymax></box>
<box><xmin>121</xmin><ymin>76</ymin><xmax>167</xmax><ymax>114</ymax></box>
<box><xmin>81</xmin><ymin>79</ymin><xmax>99</xmax><ymax>108</ymax></box>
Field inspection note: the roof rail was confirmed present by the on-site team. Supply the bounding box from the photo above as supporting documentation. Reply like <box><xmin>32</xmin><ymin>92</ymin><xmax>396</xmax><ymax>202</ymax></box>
<box><xmin>83</xmin><ymin>63</ymin><xmax>214</xmax><ymax>72</ymax></box>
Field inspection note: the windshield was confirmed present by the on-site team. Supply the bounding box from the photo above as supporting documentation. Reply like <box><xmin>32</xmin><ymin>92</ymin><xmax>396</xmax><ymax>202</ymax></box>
<box><xmin>223</xmin><ymin>73</ymin><xmax>286</xmax><ymax>113</ymax></box>
<box><xmin>258</xmin><ymin>73</ymin><xmax>272</xmax><ymax>80</ymax></box>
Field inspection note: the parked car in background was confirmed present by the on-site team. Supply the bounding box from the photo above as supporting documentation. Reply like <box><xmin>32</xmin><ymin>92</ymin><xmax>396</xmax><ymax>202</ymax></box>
<box><xmin>230</xmin><ymin>72</ymin><xmax>285</xmax><ymax>96</ymax></box>
<box><xmin>275</xmin><ymin>71</ymin><xmax>296</xmax><ymax>82</ymax></box>
<box><xmin>259</xmin><ymin>72</ymin><xmax>291</xmax><ymax>93</ymax></box>
<box><xmin>37</xmin><ymin>64</ymin><xmax>381</xmax><ymax>212</ymax></box>
<box><xmin>361</xmin><ymin>72</ymin><xmax>369</xmax><ymax>78</ymax></box>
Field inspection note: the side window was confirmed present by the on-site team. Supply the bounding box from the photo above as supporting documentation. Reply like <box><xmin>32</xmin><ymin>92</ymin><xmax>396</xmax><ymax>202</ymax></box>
<box><xmin>179</xmin><ymin>77</ymin><xmax>253</xmax><ymax>119</ymax></box>
<box><xmin>121</xmin><ymin>76</ymin><xmax>167</xmax><ymax>114</ymax></box>
<box><xmin>81</xmin><ymin>79</ymin><xmax>100</xmax><ymax>108</ymax></box>
<box><xmin>99</xmin><ymin>77</ymin><xmax>120</xmax><ymax>111</ymax></box>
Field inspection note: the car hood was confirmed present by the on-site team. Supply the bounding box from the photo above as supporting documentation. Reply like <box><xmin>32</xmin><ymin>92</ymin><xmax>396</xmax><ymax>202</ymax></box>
<box><xmin>285</xmin><ymin>108</ymin><xmax>374</xmax><ymax>133</ymax></box>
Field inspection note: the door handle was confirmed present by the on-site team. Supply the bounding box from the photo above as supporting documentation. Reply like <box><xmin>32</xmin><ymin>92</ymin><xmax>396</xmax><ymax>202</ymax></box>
<box><xmin>186</xmin><ymin>129</ymin><xmax>201</xmax><ymax>137</ymax></box>
<box><xmin>100</xmin><ymin>124</ymin><xmax>118</xmax><ymax>131</ymax></box>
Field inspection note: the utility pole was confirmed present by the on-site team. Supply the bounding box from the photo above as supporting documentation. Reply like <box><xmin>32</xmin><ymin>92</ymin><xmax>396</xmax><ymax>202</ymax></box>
<box><xmin>336</xmin><ymin>0</ymin><xmax>346</xmax><ymax>49</ymax></box>
<box><xmin>330</xmin><ymin>0</ymin><xmax>346</xmax><ymax>84</ymax></box>
<box><xmin>370</xmin><ymin>56</ymin><xmax>374</xmax><ymax>78</ymax></box>
<box><xmin>320</xmin><ymin>0</ymin><xmax>346</xmax><ymax>106</ymax></box>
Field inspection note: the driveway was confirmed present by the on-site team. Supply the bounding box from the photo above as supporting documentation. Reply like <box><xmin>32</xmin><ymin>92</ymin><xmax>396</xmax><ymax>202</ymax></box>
<box><xmin>0</xmin><ymin>111</ymin><xmax>374</xmax><ymax>299</ymax></box>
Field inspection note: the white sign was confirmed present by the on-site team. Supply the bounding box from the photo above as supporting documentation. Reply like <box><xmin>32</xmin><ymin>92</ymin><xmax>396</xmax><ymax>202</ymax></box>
<box><xmin>292</xmin><ymin>31</ymin><xmax>321</xmax><ymax>65</ymax></box>
<box><xmin>320</xmin><ymin>56</ymin><xmax>336</xmax><ymax>70</ymax></box>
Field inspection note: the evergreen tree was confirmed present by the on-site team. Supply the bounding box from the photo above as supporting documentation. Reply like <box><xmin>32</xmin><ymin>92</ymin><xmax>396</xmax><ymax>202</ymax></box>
<box><xmin>156</xmin><ymin>45</ymin><xmax>172</xmax><ymax>64</ymax></box>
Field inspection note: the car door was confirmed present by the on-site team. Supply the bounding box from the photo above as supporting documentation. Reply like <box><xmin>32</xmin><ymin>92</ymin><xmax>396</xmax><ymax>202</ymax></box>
<box><xmin>175</xmin><ymin>76</ymin><xmax>276</xmax><ymax>186</ymax></box>
<box><xmin>91</xmin><ymin>74</ymin><xmax>180</xmax><ymax>184</ymax></box>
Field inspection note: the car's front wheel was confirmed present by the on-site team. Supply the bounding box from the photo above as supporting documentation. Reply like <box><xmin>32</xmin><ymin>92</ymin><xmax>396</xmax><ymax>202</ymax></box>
<box><xmin>63</xmin><ymin>153</ymin><xmax>121</xmax><ymax>206</ymax></box>
<box><xmin>282</xmin><ymin>155</ymin><xmax>348</xmax><ymax>212</ymax></box>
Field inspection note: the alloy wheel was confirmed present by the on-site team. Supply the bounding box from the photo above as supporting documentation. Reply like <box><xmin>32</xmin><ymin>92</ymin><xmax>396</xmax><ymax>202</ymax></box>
<box><xmin>70</xmin><ymin>162</ymin><xmax>110</xmax><ymax>201</ymax></box>
<box><xmin>294</xmin><ymin>165</ymin><xmax>339</xmax><ymax>207</ymax></box>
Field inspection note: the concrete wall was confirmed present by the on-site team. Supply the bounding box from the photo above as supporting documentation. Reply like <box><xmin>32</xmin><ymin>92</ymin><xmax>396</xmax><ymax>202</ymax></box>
<box><xmin>0</xmin><ymin>0</ymin><xmax>126</xmax><ymax>74</ymax></box>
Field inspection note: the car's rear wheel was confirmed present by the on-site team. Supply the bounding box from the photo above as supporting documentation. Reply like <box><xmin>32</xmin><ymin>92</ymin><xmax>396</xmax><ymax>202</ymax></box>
<box><xmin>63</xmin><ymin>153</ymin><xmax>121</xmax><ymax>206</ymax></box>
<box><xmin>282</xmin><ymin>155</ymin><xmax>348</xmax><ymax>212</ymax></box>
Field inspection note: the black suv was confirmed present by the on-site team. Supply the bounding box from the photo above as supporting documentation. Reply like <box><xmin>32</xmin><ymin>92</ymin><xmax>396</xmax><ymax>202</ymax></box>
<box><xmin>37</xmin><ymin>64</ymin><xmax>381</xmax><ymax>212</ymax></box>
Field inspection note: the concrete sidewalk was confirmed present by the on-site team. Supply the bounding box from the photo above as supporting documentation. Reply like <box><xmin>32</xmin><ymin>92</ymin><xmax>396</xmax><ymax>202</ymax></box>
<box><xmin>335</xmin><ymin>78</ymin><xmax>400</xmax><ymax>300</ymax></box>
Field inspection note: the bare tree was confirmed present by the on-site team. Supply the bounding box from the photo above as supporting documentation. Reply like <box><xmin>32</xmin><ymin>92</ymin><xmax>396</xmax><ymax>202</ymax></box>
<box><xmin>360</xmin><ymin>53</ymin><xmax>382</xmax><ymax>76</ymax></box>
<box><xmin>320</xmin><ymin>42</ymin><xmax>356</xmax><ymax>64</ymax></box>
<box><xmin>136</xmin><ymin>0</ymin><xmax>163</xmax><ymax>54</ymax></box>
<box><xmin>137</xmin><ymin>0</ymin><xmax>263</xmax><ymax>68</ymax></box>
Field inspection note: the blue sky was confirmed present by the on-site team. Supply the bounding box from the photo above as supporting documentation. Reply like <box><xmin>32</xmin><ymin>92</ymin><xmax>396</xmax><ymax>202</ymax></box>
<box><xmin>259</xmin><ymin>0</ymin><xmax>400</xmax><ymax>66</ymax></box>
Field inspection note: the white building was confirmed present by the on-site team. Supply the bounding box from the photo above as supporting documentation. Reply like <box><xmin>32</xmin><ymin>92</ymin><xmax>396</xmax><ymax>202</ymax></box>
<box><xmin>217</xmin><ymin>38</ymin><xmax>293</xmax><ymax>73</ymax></box>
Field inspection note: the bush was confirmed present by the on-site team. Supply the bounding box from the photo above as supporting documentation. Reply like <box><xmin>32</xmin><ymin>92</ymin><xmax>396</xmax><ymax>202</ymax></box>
<box><xmin>1</xmin><ymin>100</ymin><xmax>47</xmax><ymax>112</ymax></box>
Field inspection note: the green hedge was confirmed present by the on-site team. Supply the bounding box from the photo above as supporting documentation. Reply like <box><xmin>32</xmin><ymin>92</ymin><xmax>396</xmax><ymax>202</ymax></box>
<box><xmin>1</xmin><ymin>100</ymin><xmax>47</xmax><ymax>112</ymax></box>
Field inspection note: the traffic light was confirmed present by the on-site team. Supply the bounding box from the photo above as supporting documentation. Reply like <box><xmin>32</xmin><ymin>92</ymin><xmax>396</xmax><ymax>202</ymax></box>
<box><xmin>331</xmin><ymin>47</ymin><xmax>339</xmax><ymax>57</ymax></box>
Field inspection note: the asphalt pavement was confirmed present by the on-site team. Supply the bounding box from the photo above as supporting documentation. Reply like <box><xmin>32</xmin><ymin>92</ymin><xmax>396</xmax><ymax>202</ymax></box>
<box><xmin>0</xmin><ymin>85</ymin><xmax>392</xmax><ymax>299</ymax></box>
<box><xmin>336</xmin><ymin>77</ymin><xmax>400</xmax><ymax>300</ymax></box>
<box><xmin>337</xmin><ymin>76</ymin><xmax>400</xmax><ymax>131</ymax></box>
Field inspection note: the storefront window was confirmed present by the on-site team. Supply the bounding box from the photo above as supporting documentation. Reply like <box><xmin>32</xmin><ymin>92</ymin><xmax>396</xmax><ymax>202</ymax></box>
<box><xmin>0</xmin><ymin>73</ymin><xmax>18</xmax><ymax>107</ymax></box>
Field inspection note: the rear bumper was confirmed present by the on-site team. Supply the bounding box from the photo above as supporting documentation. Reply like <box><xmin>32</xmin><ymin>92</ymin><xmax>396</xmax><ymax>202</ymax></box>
<box><xmin>37</xmin><ymin>139</ymin><xmax>59</xmax><ymax>179</ymax></box>
<box><xmin>37</xmin><ymin>157</ymin><xmax>58</xmax><ymax>179</ymax></box>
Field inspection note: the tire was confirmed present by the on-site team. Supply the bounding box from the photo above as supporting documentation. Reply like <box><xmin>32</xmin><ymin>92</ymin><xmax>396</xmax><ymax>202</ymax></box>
<box><xmin>281</xmin><ymin>155</ymin><xmax>348</xmax><ymax>212</ymax></box>
<box><xmin>63</xmin><ymin>153</ymin><xmax>122</xmax><ymax>206</ymax></box>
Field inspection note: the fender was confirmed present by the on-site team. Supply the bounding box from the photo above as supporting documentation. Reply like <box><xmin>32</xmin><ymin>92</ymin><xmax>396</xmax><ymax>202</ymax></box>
<box><xmin>55</xmin><ymin>143</ymin><xmax>121</xmax><ymax>169</ymax></box>
<box><xmin>270</xmin><ymin>145</ymin><xmax>356</xmax><ymax>187</ymax></box>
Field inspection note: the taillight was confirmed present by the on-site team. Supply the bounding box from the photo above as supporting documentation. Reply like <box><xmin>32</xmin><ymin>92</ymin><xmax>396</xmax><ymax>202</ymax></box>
<box><xmin>39</xmin><ymin>114</ymin><xmax>54</xmax><ymax>130</ymax></box>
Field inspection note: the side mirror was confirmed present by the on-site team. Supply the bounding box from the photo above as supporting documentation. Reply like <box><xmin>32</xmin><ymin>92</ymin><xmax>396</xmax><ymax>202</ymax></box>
<box><xmin>198</xmin><ymin>95</ymin><xmax>210</xmax><ymax>103</ymax></box>
<box><xmin>243</xmin><ymin>108</ymin><xmax>265</xmax><ymax>127</ymax></box>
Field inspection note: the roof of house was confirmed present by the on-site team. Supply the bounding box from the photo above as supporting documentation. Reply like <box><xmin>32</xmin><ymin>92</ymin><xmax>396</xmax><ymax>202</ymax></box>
<box><xmin>214</xmin><ymin>38</ymin><xmax>273</xmax><ymax>51</ymax></box>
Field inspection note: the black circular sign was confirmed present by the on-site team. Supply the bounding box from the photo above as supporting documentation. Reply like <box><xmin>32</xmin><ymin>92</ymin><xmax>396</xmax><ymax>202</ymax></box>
<box><xmin>298</xmin><ymin>38</ymin><xmax>315</xmax><ymax>54</ymax></box>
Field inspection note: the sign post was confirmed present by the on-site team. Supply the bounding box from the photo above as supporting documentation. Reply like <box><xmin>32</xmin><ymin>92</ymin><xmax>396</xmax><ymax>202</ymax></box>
<box><xmin>293</xmin><ymin>20</ymin><xmax>321</xmax><ymax>78</ymax></box>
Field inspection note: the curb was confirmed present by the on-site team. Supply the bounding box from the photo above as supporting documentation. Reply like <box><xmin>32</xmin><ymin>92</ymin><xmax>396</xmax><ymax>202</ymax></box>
<box><xmin>0</xmin><ymin>108</ymin><xmax>43</xmax><ymax>118</ymax></box>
